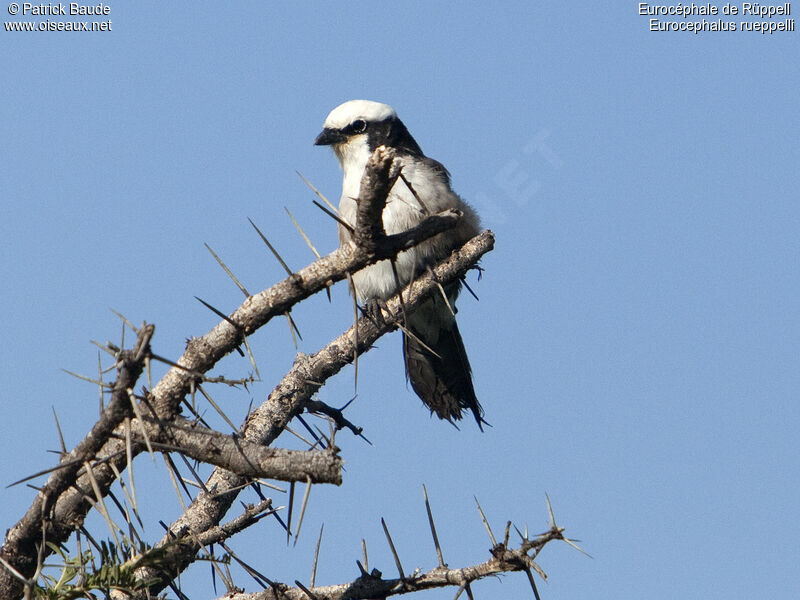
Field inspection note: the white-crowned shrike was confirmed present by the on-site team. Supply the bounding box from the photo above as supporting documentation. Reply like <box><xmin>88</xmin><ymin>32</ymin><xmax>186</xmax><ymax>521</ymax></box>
<box><xmin>315</xmin><ymin>100</ymin><xmax>485</xmax><ymax>429</ymax></box>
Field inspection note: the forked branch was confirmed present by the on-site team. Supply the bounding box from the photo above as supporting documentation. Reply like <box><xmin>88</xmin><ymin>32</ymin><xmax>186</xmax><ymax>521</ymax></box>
<box><xmin>0</xmin><ymin>146</ymin><xmax>496</xmax><ymax>600</ymax></box>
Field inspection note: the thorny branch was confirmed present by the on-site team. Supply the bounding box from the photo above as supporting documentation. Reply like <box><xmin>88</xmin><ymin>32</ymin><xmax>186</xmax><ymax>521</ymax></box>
<box><xmin>121</xmin><ymin>416</ymin><xmax>342</xmax><ymax>484</ymax></box>
<box><xmin>219</xmin><ymin>525</ymin><xmax>565</xmax><ymax>600</ymax></box>
<box><xmin>110</xmin><ymin>148</ymin><xmax>495</xmax><ymax>599</ymax></box>
<box><xmin>0</xmin><ymin>146</ymin><xmax>499</xmax><ymax>600</ymax></box>
<box><xmin>126</xmin><ymin>231</ymin><xmax>495</xmax><ymax>599</ymax></box>
<box><xmin>0</xmin><ymin>324</ymin><xmax>154</xmax><ymax>597</ymax></box>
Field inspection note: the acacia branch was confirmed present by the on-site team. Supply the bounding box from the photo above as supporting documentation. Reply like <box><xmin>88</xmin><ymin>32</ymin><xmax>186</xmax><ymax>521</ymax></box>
<box><xmin>122</xmin><ymin>417</ymin><xmax>342</xmax><ymax>484</ymax></box>
<box><xmin>141</xmin><ymin>499</ymin><xmax>280</xmax><ymax>569</ymax></box>
<box><xmin>217</xmin><ymin>525</ymin><xmax>562</xmax><ymax>600</ymax></box>
<box><xmin>43</xmin><ymin>325</ymin><xmax>153</xmax><ymax>507</ymax></box>
<box><xmin>131</xmin><ymin>231</ymin><xmax>495</xmax><ymax>597</ymax></box>
<box><xmin>0</xmin><ymin>147</ymin><xmax>494</xmax><ymax>600</ymax></box>
<box><xmin>0</xmin><ymin>147</ymin><xmax>465</xmax><ymax>600</ymax></box>
<box><xmin>354</xmin><ymin>145</ymin><xmax>395</xmax><ymax>247</ymax></box>
<box><xmin>120</xmin><ymin>147</ymin><xmax>494</xmax><ymax>598</ymax></box>
<box><xmin>0</xmin><ymin>325</ymin><xmax>153</xmax><ymax>596</ymax></box>
<box><xmin>193</xmin><ymin>499</ymin><xmax>279</xmax><ymax>548</ymax></box>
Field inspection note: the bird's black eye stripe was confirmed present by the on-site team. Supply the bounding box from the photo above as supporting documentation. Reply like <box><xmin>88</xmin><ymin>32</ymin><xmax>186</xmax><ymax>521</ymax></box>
<box><xmin>346</xmin><ymin>119</ymin><xmax>367</xmax><ymax>135</ymax></box>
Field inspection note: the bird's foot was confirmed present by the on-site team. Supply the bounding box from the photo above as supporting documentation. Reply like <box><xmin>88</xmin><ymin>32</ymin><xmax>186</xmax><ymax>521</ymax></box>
<box><xmin>361</xmin><ymin>298</ymin><xmax>389</xmax><ymax>326</ymax></box>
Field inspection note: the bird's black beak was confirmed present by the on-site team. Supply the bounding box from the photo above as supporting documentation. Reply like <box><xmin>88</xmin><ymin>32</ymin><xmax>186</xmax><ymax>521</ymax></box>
<box><xmin>314</xmin><ymin>127</ymin><xmax>346</xmax><ymax>146</ymax></box>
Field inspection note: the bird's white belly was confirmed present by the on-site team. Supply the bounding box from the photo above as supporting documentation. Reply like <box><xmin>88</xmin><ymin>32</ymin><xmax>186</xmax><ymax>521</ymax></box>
<box><xmin>351</xmin><ymin>248</ymin><xmax>422</xmax><ymax>301</ymax></box>
<box><xmin>339</xmin><ymin>157</ymin><xmax>456</xmax><ymax>302</ymax></box>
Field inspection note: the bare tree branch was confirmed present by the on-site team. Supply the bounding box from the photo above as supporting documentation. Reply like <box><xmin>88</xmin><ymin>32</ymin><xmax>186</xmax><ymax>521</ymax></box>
<box><xmin>216</xmin><ymin>525</ymin><xmax>563</xmax><ymax>600</ymax></box>
<box><xmin>354</xmin><ymin>146</ymin><xmax>395</xmax><ymax>247</ymax></box>
<box><xmin>128</xmin><ymin>230</ymin><xmax>495</xmax><ymax>598</ymax></box>
<box><xmin>106</xmin><ymin>148</ymin><xmax>495</xmax><ymax>598</ymax></box>
<box><xmin>120</xmin><ymin>417</ymin><xmax>342</xmax><ymax>484</ymax></box>
<box><xmin>188</xmin><ymin>499</ymin><xmax>279</xmax><ymax>549</ymax></box>
<box><xmin>0</xmin><ymin>325</ymin><xmax>154</xmax><ymax>597</ymax></box>
<box><xmin>0</xmin><ymin>146</ymin><xmax>497</xmax><ymax>600</ymax></box>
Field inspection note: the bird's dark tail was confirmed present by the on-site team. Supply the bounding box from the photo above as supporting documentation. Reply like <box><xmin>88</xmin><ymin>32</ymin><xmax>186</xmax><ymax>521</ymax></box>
<box><xmin>402</xmin><ymin>299</ymin><xmax>485</xmax><ymax>430</ymax></box>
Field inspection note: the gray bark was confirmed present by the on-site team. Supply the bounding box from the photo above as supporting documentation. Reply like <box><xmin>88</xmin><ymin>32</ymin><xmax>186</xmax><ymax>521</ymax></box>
<box><xmin>0</xmin><ymin>147</ymin><xmax>496</xmax><ymax>600</ymax></box>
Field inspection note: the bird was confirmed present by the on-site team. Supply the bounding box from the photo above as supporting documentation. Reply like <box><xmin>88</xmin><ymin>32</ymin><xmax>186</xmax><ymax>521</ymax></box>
<box><xmin>314</xmin><ymin>99</ymin><xmax>486</xmax><ymax>429</ymax></box>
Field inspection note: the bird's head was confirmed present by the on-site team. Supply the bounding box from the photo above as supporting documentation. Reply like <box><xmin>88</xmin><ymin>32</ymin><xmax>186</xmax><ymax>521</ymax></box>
<box><xmin>314</xmin><ymin>100</ymin><xmax>422</xmax><ymax>170</ymax></box>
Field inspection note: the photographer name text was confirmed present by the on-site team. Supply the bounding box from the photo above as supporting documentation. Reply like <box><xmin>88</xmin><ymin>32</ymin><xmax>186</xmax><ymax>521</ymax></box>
<box><xmin>17</xmin><ymin>2</ymin><xmax>109</xmax><ymax>15</ymax></box>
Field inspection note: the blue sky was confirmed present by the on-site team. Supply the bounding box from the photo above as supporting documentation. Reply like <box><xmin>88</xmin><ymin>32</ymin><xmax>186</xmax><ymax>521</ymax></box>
<box><xmin>2</xmin><ymin>3</ymin><xmax>798</xmax><ymax>598</ymax></box>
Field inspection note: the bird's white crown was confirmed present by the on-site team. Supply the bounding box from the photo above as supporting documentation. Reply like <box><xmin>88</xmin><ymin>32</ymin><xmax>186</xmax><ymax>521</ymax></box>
<box><xmin>322</xmin><ymin>100</ymin><xmax>396</xmax><ymax>129</ymax></box>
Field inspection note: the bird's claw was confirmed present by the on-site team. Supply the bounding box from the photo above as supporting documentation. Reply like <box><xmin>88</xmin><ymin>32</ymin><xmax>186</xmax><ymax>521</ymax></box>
<box><xmin>361</xmin><ymin>298</ymin><xmax>389</xmax><ymax>325</ymax></box>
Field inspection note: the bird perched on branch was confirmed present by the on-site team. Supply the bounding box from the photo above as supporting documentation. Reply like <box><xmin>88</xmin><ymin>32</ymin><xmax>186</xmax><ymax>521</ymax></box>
<box><xmin>315</xmin><ymin>100</ymin><xmax>486</xmax><ymax>429</ymax></box>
